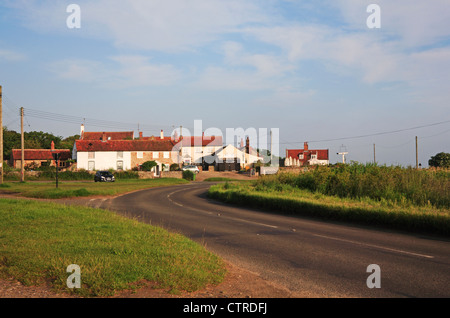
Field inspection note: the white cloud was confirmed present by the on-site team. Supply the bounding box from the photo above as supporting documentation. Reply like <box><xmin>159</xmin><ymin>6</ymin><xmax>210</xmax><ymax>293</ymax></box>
<box><xmin>222</xmin><ymin>41</ymin><xmax>295</xmax><ymax>77</ymax></box>
<box><xmin>5</xmin><ymin>0</ymin><xmax>270</xmax><ymax>52</ymax></box>
<box><xmin>0</xmin><ymin>49</ymin><xmax>26</xmax><ymax>61</ymax></box>
<box><xmin>50</xmin><ymin>55</ymin><xmax>181</xmax><ymax>88</ymax></box>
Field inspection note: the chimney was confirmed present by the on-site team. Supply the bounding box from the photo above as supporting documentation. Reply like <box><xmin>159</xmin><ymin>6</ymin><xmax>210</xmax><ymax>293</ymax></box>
<box><xmin>139</xmin><ymin>131</ymin><xmax>143</xmax><ymax>139</ymax></box>
<box><xmin>80</xmin><ymin>124</ymin><xmax>85</xmax><ymax>139</ymax></box>
<box><xmin>160</xmin><ymin>130</ymin><xmax>164</xmax><ymax>139</ymax></box>
<box><xmin>304</xmin><ymin>142</ymin><xmax>308</xmax><ymax>151</ymax></box>
<box><xmin>102</xmin><ymin>132</ymin><xmax>106</xmax><ymax>141</ymax></box>
<box><xmin>51</xmin><ymin>141</ymin><xmax>55</xmax><ymax>150</ymax></box>
<box><xmin>246</xmin><ymin>137</ymin><xmax>250</xmax><ymax>154</ymax></box>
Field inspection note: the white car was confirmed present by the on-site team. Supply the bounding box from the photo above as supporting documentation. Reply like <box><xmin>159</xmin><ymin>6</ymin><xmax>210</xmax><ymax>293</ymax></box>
<box><xmin>182</xmin><ymin>165</ymin><xmax>200</xmax><ymax>173</ymax></box>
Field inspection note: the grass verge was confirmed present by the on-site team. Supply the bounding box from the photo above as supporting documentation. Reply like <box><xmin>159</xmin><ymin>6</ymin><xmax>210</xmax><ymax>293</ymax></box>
<box><xmin>0</xmin><ymin>199</ymin><xmax>226</xmax><ymax>297</ymax></box>
<box><xmin>207</xmin><ymin>182</ymin><xmax>450</xmax><ymax>236</ymax></box>
<box><xmin>0</xmin><ymin>178</ymin><xmax>189</xmax><ymax>199</ymax></box>
<box><xmin>203</xmin><ymin>177</ymin><xmax>243</xmax><ymax>182</ymax></box>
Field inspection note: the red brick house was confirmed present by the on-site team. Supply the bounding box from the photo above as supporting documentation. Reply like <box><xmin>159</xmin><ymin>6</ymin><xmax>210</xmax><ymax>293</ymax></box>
<box><xmin>285</xmin><ymin>142</ymin><xmax>329</xmax><ymax>166</ymax></box>
<box><xmin>10</xmin><ymin>141</ymin><xmax>72</xmax><ymax>169</ymax></box>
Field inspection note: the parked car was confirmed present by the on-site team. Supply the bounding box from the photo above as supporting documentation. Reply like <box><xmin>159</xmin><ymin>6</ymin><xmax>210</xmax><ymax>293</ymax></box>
<box><xmin>182</xmin><ymin>165</ymin><xmax>200</xmax><ymax>173</ymax></box>
<box><xmin>94</xmin><ymin>171</ymin><xmax>115</xmax><ymax>182</ymax></box>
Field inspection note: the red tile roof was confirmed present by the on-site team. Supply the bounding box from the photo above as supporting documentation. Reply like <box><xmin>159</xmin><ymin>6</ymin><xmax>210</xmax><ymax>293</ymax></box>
<box><xmin>178</xmin><ymin>136</ymin><xmax>223</xmax><ymax>147</ymax></box>
<box><xmin>11</xmin><ymin>149</ymin><xmax>72</xmax><ymax>161</ymax></box>
<box><xmin>82</xmin><ymin>131</ymin><xmax>134</xmax><ymax>140</ymax></box>
<box><xmin>75</xmin><ymin>139</ymin><xmax>178</xmax><ymax>152</ymax></box>
<box><xmin>286</xmin><ymin>149</ymin><xmax>329</xmax><ymax>161</ymax></box>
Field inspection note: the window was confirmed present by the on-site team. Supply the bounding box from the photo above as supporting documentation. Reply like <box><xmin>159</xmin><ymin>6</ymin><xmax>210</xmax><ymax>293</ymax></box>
<box><xmin>88</xmin><ymin>152</ymin><xmax>95</xmax><ymax>159</ymax></box>
<box><xmin>117</xmin><ymin>151</ymin><xmax>123</xmax><ymax>159</ymax></box>
<box><xmin>311</xmin><ymin>154</ymin><xmax>317</xmax><ymax>160</ymax></box>
<box><xmin>117</xmin><ymin>161</ymin><xmax>123</xmax><ymax>170</ymax></box>
<box><xmin>137</xmin><ymin>152</ymin><xmax>143</xmax><ymax>159</ymax></box>
<box><xmin>163</xmin><ymin>152</ymin><xmax>170</xmax><ymax>159</ymax></box>
<box><xmin>88</xmin><ymin>161</ymin><xmax>95</xmax><ymax>171</ymax></box>
<box><xmin>153</xmin><ymin>152</ymin><xmax>159</xmax><ymax>159</ymax></box>
<box><xmin>299</xmin><ymin>154</ymin><xmax>304</xmax><ymax>160</ymax></box>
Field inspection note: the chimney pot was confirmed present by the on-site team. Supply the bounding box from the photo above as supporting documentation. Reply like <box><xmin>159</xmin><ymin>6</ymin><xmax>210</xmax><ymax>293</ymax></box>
<box><xmin>161</xmin><ymin>130</ymin><xmax>164</xmax><ymax>139</ymax></box>
<box><xmin>139</xmin><ymin>131</ymin><xmax>143</xmax><ymax>139</ymax></box>
<box><xmin>51</xmin><ymin>141</ymin><xmax>55</xmax><ymax>150</ymax></box>
<box><xmin>304</xmin><ymin>142</ymin><xmax>308</xmax><ymax>151</ymax></box>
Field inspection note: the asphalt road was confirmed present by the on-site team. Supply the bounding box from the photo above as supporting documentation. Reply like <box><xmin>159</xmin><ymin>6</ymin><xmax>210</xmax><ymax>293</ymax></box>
<box><xmin>93</xmin><ymin>182</ymin><xmax>450</xmax><ymax>298</ymax></box>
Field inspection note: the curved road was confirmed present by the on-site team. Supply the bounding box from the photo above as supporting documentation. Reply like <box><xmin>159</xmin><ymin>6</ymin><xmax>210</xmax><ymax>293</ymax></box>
<box><xmin>92</xmin><ymin>182</ymin><xmax>450</xmax><ymax>298</ymax></box>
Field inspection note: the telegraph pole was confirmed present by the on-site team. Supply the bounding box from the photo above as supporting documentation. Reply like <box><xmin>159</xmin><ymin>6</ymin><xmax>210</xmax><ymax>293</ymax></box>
<box><xmin>21</xmin><ymin>107</ymin><xmax>24</xmax><ymax>182</ymax></box>
<box><xmin>373</xmin><ymin>143</ymin><xmax>376</xmax><ymax>164</ymax></box>
<box><xmin>415</xmin><ymin>136</ymin><xmax>418</xmax><ymax>169</ymax></box>
<box><xmin>0</xmin><ymin>85</ymin><xmax>3</xmax><ymax>185</ymax></box>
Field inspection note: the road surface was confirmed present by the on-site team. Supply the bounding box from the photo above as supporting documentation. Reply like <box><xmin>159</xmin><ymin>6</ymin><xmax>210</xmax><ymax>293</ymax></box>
<box><xmin>90</xmin><ymin>182</ymin><xmax>450</xmax><ymax>298</ymax></box>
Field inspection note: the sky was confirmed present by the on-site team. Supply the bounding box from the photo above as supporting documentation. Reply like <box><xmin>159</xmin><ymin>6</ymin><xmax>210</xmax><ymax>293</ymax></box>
<box><xmin>0</xmin><ymin>0</ymin><xmax>449</xmax><ymax>166</ymax></box>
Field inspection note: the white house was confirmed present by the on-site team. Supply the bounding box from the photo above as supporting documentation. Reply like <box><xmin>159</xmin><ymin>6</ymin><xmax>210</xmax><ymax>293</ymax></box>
<box><xmin>73</xmin><ymin>138</ymin><xmax>180</xmax><ymax>174</ymax></box>
<box><xmin>177</xmin><ymin>135</ymin><xmax>223</xmax><ymax>165</ymax></box>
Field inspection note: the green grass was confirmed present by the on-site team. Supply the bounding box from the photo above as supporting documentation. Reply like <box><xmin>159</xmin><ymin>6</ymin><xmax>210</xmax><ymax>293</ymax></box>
<box><xmin>0</xmin><ymin>178</ymin><xmax>189</xmax><ymax>199</ymax></box>
<box><xmin>0</xmin><ymin>199</ymin><xmax>226</xmax><ymax>297</ymax></box>
<box><xmin>203</xmin><ymin>177</ymin><xmax>242</xmax><ymax>182</ymax></box>
<box><xmin>268</xmin><ymin>163</ymin><xmax>450</xmax><ymax>209</ymax></box>
<box><xmin>208</xmin><ymin>180</ymin><xmax>450</xmax><ymax>236</ymax></box>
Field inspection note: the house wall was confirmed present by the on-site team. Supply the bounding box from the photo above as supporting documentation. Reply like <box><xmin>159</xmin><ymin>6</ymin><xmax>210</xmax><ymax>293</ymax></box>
<box><xmin>181</xmin><ymin>146</ymin><xmax>222</xmax><ymax>164</ymax></box>
<box><xmin>77</xmin><ymin>151</ymin><xmax>132</xmax><ymax>171</ymax></box>
<box><xmin>130</xmin><ymin>151</ymin><xmax>178</xmax><ymax>169</ymax></box>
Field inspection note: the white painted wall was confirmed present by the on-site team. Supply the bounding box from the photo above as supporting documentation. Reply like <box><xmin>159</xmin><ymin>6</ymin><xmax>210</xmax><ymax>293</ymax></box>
<box><xmin>77</xmin><ymin>151</ymin><xmax>131</xmax><ymax>170</ymax></box>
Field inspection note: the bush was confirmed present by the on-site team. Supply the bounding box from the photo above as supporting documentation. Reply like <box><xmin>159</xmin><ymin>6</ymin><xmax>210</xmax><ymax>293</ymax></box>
<box><xmin>254</xmin><ymin>163</ymin><xmax>450</xmax><ymax>209</ymax></box>
<box><xmin>141</xmin><ymin>161</ymin><xmax>157</xmax><ymax>171</ymax></box>
<box><xmin>170</xmin><ymin>163</ymin><xmax>181</xmax><ymax>171</ymax></box>
<box><xmin>182</xmin><ymin>170</ymin><xmax>195</xmax><ymax>181</ymax></box>
<box><xmin>114</xmin><ymin>171</ymin><xmax>139</xmax><ymax>179</ymax></box>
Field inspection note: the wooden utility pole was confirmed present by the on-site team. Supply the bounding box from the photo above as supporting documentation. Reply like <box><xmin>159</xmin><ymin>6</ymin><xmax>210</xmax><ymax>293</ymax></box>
<box><xmin>21</xmin><ymin>107</ymin><xmax>24</xmax><ymax>182</ymax></box>
<box><xmin>0</xmin><ymin>85</ymin><xmax>3</xmax><ymax>185</ymax></box>
<box><xmin>415</xmin><ymin>136</ymin><xmax>418</xmax><ymax>169</ymax></box>
<box><xmin>373</xmin><ymin>143</ymin><xmax>376</xmax><ymax>164</ymax></box>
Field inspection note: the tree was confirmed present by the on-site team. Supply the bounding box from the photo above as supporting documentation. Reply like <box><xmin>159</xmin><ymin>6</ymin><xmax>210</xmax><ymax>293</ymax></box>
<box><xmin>141</xmin><ymin>161</ymin><xmax>158</xmax><ymax>171</ymax></box>
<box><xmin>428</xmin><ymin>152</ymin><xmax>450</xmax><ymax>168</ymax></box>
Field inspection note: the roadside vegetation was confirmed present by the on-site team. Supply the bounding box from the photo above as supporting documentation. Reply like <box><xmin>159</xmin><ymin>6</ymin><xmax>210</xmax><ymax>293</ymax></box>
<box><xmin>0</xmin><ymin>199</ymin><xmax>226</xmax><ymax>297</ymax></box>
<box><xmin>208</xmin><ymin>163</ymin><xmax>450</xmax><ymax>236</ymax></box>
<box><xmin>0</xmin><ymin>178</ymin><xmax>188</xmax><ymax>199</ymax></box>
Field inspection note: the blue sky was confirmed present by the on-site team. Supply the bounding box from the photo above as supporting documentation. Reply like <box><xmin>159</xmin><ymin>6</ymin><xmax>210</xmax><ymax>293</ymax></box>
<box><xmin>1</xmin><ymin>0</ymin><xmax>449</xmax><ymax>166</ymax></box>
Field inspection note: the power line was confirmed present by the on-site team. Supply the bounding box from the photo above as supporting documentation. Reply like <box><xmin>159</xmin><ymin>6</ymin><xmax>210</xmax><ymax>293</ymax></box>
<box><xmin>279</xmin><ymin>119</ymin><xmax>450</xmax><ymax>145</ymax></box>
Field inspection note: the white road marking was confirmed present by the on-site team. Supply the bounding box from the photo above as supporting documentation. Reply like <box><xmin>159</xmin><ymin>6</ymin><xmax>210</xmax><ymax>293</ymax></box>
<box><xmin>313</xmin><ymin>234</ymin><xmax>434</xmax><ymax>259</ymax></box>
<box><xmin>167</xmin><ymin>188</ymin><xmax>277</xmax><ymax>229</ymax></box>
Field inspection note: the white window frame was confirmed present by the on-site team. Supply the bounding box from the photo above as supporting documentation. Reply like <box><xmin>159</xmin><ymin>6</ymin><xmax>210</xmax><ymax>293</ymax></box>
<box><xmin>163</xmin><ymin>152</ymin><xmax>169</xmax><ymax>159</ymax></box>
<box><xmin>137</xmin><ymin>152</ymin><xmax>144</xmax><ymax>159</ymax></box>
<box><xmin>153</xmin><ymin>151</ymin><xmax>159</xmax><ymax>159</ymax></box>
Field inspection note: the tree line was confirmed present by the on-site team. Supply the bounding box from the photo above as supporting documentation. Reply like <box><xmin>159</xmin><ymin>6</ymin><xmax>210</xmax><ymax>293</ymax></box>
<box><xmin>2</xmin><ymin>127</ymin><xmax>79</xmax><ymax>160</ymax></box>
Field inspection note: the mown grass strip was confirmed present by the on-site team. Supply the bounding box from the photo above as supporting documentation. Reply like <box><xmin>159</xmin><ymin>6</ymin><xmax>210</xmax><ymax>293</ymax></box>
<box><xmin>207</xmin><ymin>182</ymin><xmax>450</xmax><ymax>236</ymax></box>
<box><xmin>0</xmin><ymin>178</ymin><xmax>188</xmax><ymax>199</ymax></box>
<box><xmin>0</xmin><ymin>199</ymin><xmax>226</xmax><ymax>297</ymax></box>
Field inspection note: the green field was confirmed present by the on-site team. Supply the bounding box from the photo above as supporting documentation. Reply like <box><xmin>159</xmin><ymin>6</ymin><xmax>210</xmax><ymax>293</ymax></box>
<box><xmin>0</xmin><ymin>178</ymin><xmax>188</xmax><ymax>199</ymax></box>
<box><xmin>0</xmin><ymin>199</ymin><xmax>226</xmax><ymax>297</ymax></box>
<box><xmin>208</xmin><ymin>164</ymin><xmax>450</xmax><ymax>236</ymax></box>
